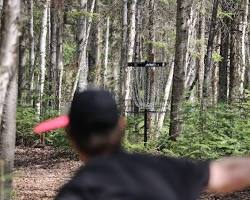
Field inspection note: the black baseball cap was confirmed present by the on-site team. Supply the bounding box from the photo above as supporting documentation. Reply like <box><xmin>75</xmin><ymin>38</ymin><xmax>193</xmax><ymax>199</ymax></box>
<box><xmin>33</xmin><ymin>89</ymin><xmax>119</xmax><ymax>135</ymax></box>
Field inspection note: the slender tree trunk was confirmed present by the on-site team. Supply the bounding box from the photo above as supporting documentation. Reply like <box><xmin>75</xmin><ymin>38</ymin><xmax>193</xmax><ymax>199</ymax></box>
<box><xmin>55</xmin><ymin>0</ymin><xmax>64</xmax><ymax>112</ymax></box>
<box><xmin>218</xmin><ymin>5</ymin><xmax>230</xmax><ymax>103</ymax></box>
<box><xmin>28</xmin><ymin>0</ymin><xmax>35</xmax><ymax>104</ymax></box>
<box><xmin>229</xmin><ymin>23</ymin><xmax>236</xmax><ymax>104</ymax></box>
<box><xmin>0</xmin><ymin>0</ymin><xmax>20</xmax><ymax>199</ymax></box>
<box><xmin>157</xmin><ymin>61</ymin><xmax>174</xmax><ymax>132</ymax></box>
<box><xmin>169</xmin><ymin>0</ymin><xmax>189</xmax><ymax>139</ymax></box>
<box><xmin>89</xmin><ymin>0</ymin><xmax>100</xmax><ymax>84</ymax></box>
<box><xmin>49</xmin><ymin>0</ymin><xmax>58</xmax><ymax>108</ymax></box>
<box><xmin>18</xmin><ymin>28</ymin><xmax>27</xmax><ymax>102</ymax></box>
<box><xmin>76</xmin><ymin>0</ymin><xmax>95</xmax><ymax>92</ymax></box>
<box><xmin>37</xmin><ymin>0</ymin><xmax>49</xmax><ymax>145</ymax></box>
<box><xmin>103</xmin><ymin>17</ymin><xmax>110</xmax><ymax>87</ymax></box>
<box><xmin>198</xmin><ymin>0</ymin><xmax>205</xmax><ymax>102</ymax></box>
<box><xmin>124</xmin><ymin>0</ymin><xmax>137</xmax><ymax>112</ymax></box>
<box><xmin>118</xmin><ymin>0</ymin><xmax>128</xmax><ymax>114</ymax></box>
<box><xmin>93</xmin><ymin>20</ymin><xmax>102</xmax><ymax>86</ymax></box>
<box><xmin>203</xmin><ymin>0</ymin><xmax>219</xmax><ymax>107</ymax></box>
<box><xmin>239</xmin><ymin>0</ymin><xmax>249</xmax><ymax>98</ymax></box>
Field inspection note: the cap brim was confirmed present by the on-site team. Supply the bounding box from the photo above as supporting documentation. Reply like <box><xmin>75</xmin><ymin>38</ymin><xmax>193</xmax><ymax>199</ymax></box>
<box><xmin>33</xmin><ymin>115</ymin><xmax>70</xmax><ymax>134</ymax></box>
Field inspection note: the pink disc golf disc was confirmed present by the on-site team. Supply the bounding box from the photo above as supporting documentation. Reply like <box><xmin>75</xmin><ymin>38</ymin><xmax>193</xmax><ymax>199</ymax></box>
<box><xmin>33</xmin><ymin>115</ymin><xmax>70</xmax><ymax>134</ymax></box>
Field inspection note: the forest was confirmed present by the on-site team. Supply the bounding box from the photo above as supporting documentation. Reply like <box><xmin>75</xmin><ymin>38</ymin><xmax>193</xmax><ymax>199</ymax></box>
<box><xmin>0</xmin><ymin>0</ymin><xmax>249</xmax><ymax>199</ymax></box>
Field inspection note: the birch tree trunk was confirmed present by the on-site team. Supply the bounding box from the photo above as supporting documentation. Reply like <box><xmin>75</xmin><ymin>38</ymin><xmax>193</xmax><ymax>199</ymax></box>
<box><xmin>55</xmin><ymin>0</ymin><xmax>64</xmax><ymax>112</ymax></box>
<box><xmin>124</xmin><ymin>0</ymin><xmax>137</xmax><ymax>112</ymax></box>
<box><xmin>230</xmin><ymin>1</ymin><xmax>248</xmax><ymax>102</ymax></box>
<box><xmin>118</xmin><ymin>0</ymin><xmax>128</xmax><ymax>114</ymax></box>
<box><xmin>239</xmin><ymin>0</ymin><xmax>248</xmax><ymax>98</ymax></box>
<box><xmin>0</xmin><ymin>0</ymin><xmax>20</xmax><ymax>199</ymax></box>
<box><xmin>49</xmin><ymin>0</ymin><xmax>58</xmax><ymax>108</ymax></box>
<box><xmin>169</xmin><ymin>0</ymin><xmax>189</xmax><ymax>139</ymax></box>
<box><xmin>28</xmin><ymin>0</ymin><xmax>35</xmax><ymax>103</ymax></box>
<box><xmin>36</xmin><ymin>0</ymin><xmax>49</xmax><ymax>117</ymax></box>
<box><xmin>157</xmin><ymin>61</ymin><xmax>174</xmax><ymax>132</ymax></box>
<box><xmin>75</xmin><ymin>0</ymin><xmax>95</xmax><ymax>93</ymax></box>
<box><xmin>103</xmin><ymin>16</ymin><xmax>110</xmax><ymax>87</ymax></box>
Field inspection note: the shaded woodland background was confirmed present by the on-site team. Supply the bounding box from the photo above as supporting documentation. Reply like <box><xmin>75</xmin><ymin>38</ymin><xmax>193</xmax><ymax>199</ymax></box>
<box><xmin>0</xmin><ymin>0</ymin><xmax>250</xmax><ymax>199</ymax></box>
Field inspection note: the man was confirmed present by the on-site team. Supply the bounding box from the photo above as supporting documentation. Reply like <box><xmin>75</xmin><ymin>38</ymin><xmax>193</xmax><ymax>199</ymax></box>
<box><xmin>34</xmin><ymin>89</ymin><xmax>250</xmax><ymax>200</ymax></box>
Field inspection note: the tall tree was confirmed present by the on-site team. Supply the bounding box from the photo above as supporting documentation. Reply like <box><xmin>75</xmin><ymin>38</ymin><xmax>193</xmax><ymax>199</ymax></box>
<box><xmin>72</xmin><ymin>0</ymin><xmax>95</xmax><ymax>96</ymax></box>
<box><xmin>55</xmin><ymin>0</ymin><xmax>64</xmax><ymax>112</ymax></box>
<box><xmin>197</xmin><ymin>0</ymin><xmax>205</xmax><ymax>102</ymax></box>
<box><xmin>0</xmin><ymin>0</ymin><xmax>20</xmax><ymax>198</ymax></box>
<box><xmin>27</xmin><ymin>0</ymin><xmax>35</xmax><ymax>104</ymax></box>
<box><xmin>239</xmin><ymin>0</ymin><xmax>249</xmax><ymax>98</ymax></box>
<box><xmin>118</xmin><ymin>0</ymin><xmax>128</xmax><ymax>114</ymax></box>
<box><xmin>103</xmin><ymin>16</ymin><xmax>110</xmax><ymax>87</ymax></box>
<box><xmin>169</xmin><ymin>0</ymin><xmax>190</xmax><ymax>139</ymax></box>
<box><xmin>49</xmin><ymin>0</ymin><xmax>58</xmax><ymax>108</ymax></box>
<box><xmin>37</xmin><ymin>0</ymin><xmax>49</xmax><ymax>145</ymax></box>
<box><xmin>203</xmin><ymin>0</ymin><xmax>219</xmax><ymax>107</ymax></box>
<box><xmin>218</xmin><ymin>2</ymin><xmax>230</xmax><ymax>102</ymax></box>
<box><xmin>124</xmin><ymin>0</ymin><xmax>137</xmax><ymax>112</ymax></box>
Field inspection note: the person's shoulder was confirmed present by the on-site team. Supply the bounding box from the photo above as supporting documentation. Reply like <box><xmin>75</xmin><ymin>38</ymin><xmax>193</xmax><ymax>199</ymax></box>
<box><xmin>55</xmin><ymin>166</ymin><xmax>87</xmax><ymax>200</ymax></box>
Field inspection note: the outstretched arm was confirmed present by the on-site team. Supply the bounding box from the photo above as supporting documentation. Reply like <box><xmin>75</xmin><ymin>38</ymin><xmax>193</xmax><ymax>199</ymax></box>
<box><xmin>207</xmin><ymin>157</ymin><xmax>250</xmax><ymax>193</ymax></box>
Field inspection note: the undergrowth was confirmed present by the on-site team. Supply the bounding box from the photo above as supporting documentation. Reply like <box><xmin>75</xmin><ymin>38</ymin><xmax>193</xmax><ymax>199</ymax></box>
<box><xmin>17</xmin><ymin>99</ymin><xmax>250</xmax><ymax>159</ymax></box>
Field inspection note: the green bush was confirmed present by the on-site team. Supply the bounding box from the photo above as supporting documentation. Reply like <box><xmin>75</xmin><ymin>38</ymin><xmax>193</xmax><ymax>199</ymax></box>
<box><xmin>16</xmin><ymin>106</ymin><xmax>39</xmax><ymax>146</ymax></box>
<box><xmin>16</xmin><ymin>106</ymin><xmax>70</xmax><ymax>148</ymax></box>
<box><xmin>125</xmin><ymin>102</ymin><xmax>250</xmax><ymax>160</ymax></box>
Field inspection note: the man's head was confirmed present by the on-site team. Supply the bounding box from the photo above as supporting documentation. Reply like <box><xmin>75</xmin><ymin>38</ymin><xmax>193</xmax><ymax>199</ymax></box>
<box><xmin>67</xmin><ymin>89</ymin><xmax>125</xmax><ymax>157</ymax></box>
<box><xmin>33</xmin><ymin>89</ymin><xmax>126</xmax><ymax>160</ymax></box>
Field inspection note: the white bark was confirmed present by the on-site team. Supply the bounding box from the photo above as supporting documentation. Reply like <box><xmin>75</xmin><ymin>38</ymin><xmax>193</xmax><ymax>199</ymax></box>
<box><xmin>118</xmin><ymin>0</ymin><xmax>128</xmax><ymax>113</ymax></box>
<box><xmin>56</xmin><ymin>8</ymin><xmax>64</xmax><ymax>113</ymax></box>
<box><xmin>0</xmin><ymin>0</ymin><xmax>20</xmax><ymax>124</ymax></box>
<box><xmin>0</xmin><ymin>0</ymin><xmax>3</xmax><ymax>15</ymax></box>
<box><xmin>103</xmin><ymin>16</ymin><xmax>110</xmax><ymax>87</ymax></box>
<box><xmin>29</xmin><ymin>0</ymin><xmax>35</xmax><ymax>93</ymax></box>
<box><xmin>157</xmin><ymin>61</ymin><xmax>174</xmax><ymax>132</ymax></box>
<box><xmin>240</xmin><ymin>0</ymin><xmax>249</xmax><ymax>98</ymax></box>
<box><xmin>125</xmin><ymin>0</ymin><xmax>137</xmax><ymax>113</ymax></box>
<box><xmin>36</xmin><ymin>0</ymin><xmax>49</xmax><ymax>117</ymax></box>
<box><xmin>185</xmin><ymin>5</ymin><xmax>197</xmax><ymax>89</ymax></box>
<box><xmin>74</xmin><ymin>0</ymin><xmax>96</xmax><ymax>93</ymax></box>
<box><xmin>0</xmin><ymin>0</ymin><xmax>20</xmax><ymax>198</ymax></box>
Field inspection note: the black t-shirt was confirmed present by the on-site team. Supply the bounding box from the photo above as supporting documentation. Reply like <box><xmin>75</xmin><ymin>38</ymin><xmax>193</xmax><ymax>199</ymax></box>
<box><xmin>55</xmin><ymin>150</ymin><xmax>209</xmax><ymax>200</ymax></box>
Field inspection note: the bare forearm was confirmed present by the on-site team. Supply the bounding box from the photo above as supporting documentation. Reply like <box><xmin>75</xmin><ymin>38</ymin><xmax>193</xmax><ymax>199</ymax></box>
<box><xmin>208</xmin><ymin>157</ymin><xmax>250</xmax><ymax>193</ymax></box>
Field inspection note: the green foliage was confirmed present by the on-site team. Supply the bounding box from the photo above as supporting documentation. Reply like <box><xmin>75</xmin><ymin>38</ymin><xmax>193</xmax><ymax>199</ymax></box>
<box><xmin>212</xmin><ymin>52</ymin><xmax>223</xmax><ymax>62</ymax></box>
<box><xmin>67</xmin><ymin>11</ymin><xmax>100</xmax><ymax>22</ymax></box>
<box><xmin>16</xmin><ymin>106</ymin><xmax>70</xmax><ymax>148</ymax></box>
<box><xmin>124</xmin><ymin>102</ymin><xmax>250</xmax><ymax>160</ymax></box>
<box><xmin>218</xmin><ymin>11</ymin><xmax>234</xmax><ymax>20</ymax></box>
<box><xmin>17</xmin><ymin>101</ymin><xmax>250</xmax><ymax>160</ymax></box>
<box><xmin>16</xmin><ymin>106</ymin><xmax>39</xmax><ymax>145</ymax></box>
<box><xmin>63</xmin><ymin>42</ymin><xmax>76</xmax><ymax>65</ymax></box>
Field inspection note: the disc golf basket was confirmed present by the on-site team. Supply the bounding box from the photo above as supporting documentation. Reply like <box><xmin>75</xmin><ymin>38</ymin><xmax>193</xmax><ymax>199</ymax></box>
<box><xmin>126</xmin><ymin>60</ymin><xmax>167</xmax><ymax>146</ymax></box>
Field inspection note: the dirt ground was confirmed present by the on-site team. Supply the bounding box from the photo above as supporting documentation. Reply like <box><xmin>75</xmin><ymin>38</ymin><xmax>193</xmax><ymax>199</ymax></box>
<box><xmin>13</xmin><ymin>147</ymin><xmax>250</xmax><ymax>200</ymax></box>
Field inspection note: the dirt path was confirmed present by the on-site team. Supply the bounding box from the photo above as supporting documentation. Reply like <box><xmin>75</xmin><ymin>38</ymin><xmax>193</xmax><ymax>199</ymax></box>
<box><xmin>13</xmin><ymin>147</ymin><xmax>250</xmax><ymax>200</ymax></box>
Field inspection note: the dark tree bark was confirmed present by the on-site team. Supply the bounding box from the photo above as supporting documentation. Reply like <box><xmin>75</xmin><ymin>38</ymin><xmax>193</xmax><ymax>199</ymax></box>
<box><xmin>203</xmin><ymin>0</ymin><xmax>219</xmax><ymax>107</ymax></box>
<box><xmin>18</xmin><ymin>28</ymin><xmax>27</xmax><ymax>101</ymax></box>
<box><xmin>169</xmin><ymin>0</ymin><xmax>190</xmax><ymax>139</ymax></box>
<box><xmin>218</xmin><ymin>5</ymin><xmax>230</xmax><ymax>103</ymax></box>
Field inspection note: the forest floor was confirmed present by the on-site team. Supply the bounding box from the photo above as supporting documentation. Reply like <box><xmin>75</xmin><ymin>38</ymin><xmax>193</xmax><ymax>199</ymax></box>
<box><xmin>13</xmin><ymin>146</ymin><xmax>250</xmax><ymax>200</ymax></box>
